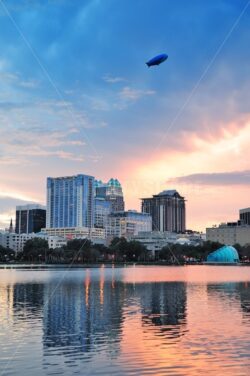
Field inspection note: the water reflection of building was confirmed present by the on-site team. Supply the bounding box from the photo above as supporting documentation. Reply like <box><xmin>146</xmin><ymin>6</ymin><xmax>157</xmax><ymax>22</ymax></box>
<box><xmin>138</xmin><ymin>282</ymin><xmax>187</xmax><ymax>339</ymax></box>
<box><xmin>12</xmin><ymin>283</ymin><xmax>44</xmax><ymax>319</ymax></box>
<box><xmin>238</xmin><ymin>282</ymin><xmax>250</xmax><ymax>317</ymax></box>
<box><xmin>0</xmin><ymin>284</ymin><xmax>14</xmax><ymax>317</ymax></box>
<box><xmin>207</xmin><ymin>282</ymin><xmax>250</xmax><ymax>319</ymax></box>
<box><xmin>42</xmin><ymin>275</ymin><xmax>125</xmax><ymax>362</ymax></box>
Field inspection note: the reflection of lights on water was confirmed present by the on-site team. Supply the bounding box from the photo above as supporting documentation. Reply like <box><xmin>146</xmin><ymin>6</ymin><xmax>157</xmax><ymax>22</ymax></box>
<box><xmin>112</xmin><ymin>264</ymin><xmax>115</xmax><ymax>289</ymax></box>
<box><xmin>100</xmin><ymin>266</ymin><xmax>105</xmax><ymax>306</ymax></box>
<box><xmin>85</xmin><ymin>269</ymin><xmax>90</xmax><ymax>308</ymax></box>
<box><xmin>0</xmin><ymin>285</ymin><xmax>14</xmax><ymax>318</ymax></box>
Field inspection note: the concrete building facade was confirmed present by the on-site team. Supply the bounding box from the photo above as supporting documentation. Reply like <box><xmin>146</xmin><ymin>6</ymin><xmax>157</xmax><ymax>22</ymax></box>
<box><xmin>41</xmin><ymin>227</ymin><xmax>106</xmax><ymax>245</ymax></box>
<box><xmin>0</xmin><ymin>231</ymin><xmax>67</xmax><ymax>253</ymax></box>
<box><xmin>206</xmin><ymin>223</ymin><xmax>250</xmax><ymax>246</ymax></box>
<box><xmin>130</xmin><ymin>231</ymin><xmax>204</xmax><ymax>257</ymax></box>
<box><xmin>141</xmin><ymin>190</ymin><xmax>186</xmax><ymax>233</ymax></box>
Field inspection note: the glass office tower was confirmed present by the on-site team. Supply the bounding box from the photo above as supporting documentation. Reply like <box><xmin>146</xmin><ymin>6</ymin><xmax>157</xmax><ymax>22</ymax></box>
<box><xmin>46</xmin><ymin>174</ymin><xmax>94</xmax><ymax>229</ymax></box>
<box><xmin>15</xmin><ymin>204</ymin><xmax>46</xmax><ymax>234</ymax></box>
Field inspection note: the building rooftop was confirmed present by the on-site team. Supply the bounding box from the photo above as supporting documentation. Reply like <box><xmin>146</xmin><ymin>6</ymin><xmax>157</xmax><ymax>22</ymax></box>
<box><xmin>109</xmin><ymin>210</ymin><xmax>151</xmax><ymax>218</ymax></box>
<box><xmin>107</xmin><ymin>178</ymin><xmax>121</xmax><ymax>187</ymax></box>
<box><xmin>95</xmin><ymin>178</ymin><xmax>122</xmax><ymax>188</ymax></box>
<box><xmin>240</xmin><ymin>207</ymin><xmax>250</xmax><ymax>213</ymax></box>
<box><xmin>16</xmin><ymin>204</ymin><xmax>46</xmax><ymax>211</ymax></box>
<box><xmin>158</xmin><ymin>189</ymin><xmax>178</xmax><ymax>196</ymax></box>
<box><xmin>141</xmin><ymin>189</ymin><xmax>184</xmax><ymax>200</ymax></box>
<box><xmin>47</xmin><ymin>174</ymin><xmax>94</xmax><ymax>180</ymax></box>
<box><xmin>207</xmin><ymin>221</ymin><xmax>249</xmax><ymax>229</ymax></box>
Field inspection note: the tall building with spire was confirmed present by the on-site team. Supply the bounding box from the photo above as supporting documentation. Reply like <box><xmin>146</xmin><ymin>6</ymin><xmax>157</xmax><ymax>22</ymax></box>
<box><xmin>95</xmin><ymin>178</ymin><xmax>125</xmax><ymax>213</ymax></box>
<box><xmin>9</xmin><ymin>218</ymin><xmax>14</xmax><ymax>233</ymax></box>
<box><xmin>141</xmin><ymin>190</ymin><xmax>186</xmax><ymax>233</ymax></box>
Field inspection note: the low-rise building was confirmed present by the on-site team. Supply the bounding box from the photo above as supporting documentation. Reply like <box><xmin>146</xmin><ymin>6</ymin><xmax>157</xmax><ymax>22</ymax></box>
<box><xmin>206</xmin><ymin>223</ymin><xmax>250</xmax><ymax>246</ymax></box>
<box><xmin>130</xmin><ymin>231</ymin><xmax>204</xmax><ymax>257</ymax></box>
<box><xmin>106</xmin><ymin>211</ymin><xmax>152</xmax><ymax>239</ymax></box>
<box><xmin>41</xmin><ymin>227</ymin><xmax>106</xmax><ymax>245</ymax></box>
<box><xmin>0</xmin><ymin>231</ymin><xmax>67</xmax><ymax>253</ymax></box>
<box><xmin>130</xmin><ymin>231</ymin><xmax>176</xmax><ymax>256</ymax></box>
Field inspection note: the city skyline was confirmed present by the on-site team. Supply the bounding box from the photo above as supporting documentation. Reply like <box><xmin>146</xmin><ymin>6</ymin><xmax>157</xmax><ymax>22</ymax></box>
<box><xmin>0</xmin><ymin>0</ymin><xmax>250</xmax><ymax>231</ymax></box>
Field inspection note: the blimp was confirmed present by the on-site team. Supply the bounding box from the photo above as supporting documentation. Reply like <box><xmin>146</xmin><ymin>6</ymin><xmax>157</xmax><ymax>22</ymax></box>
<box><xmin>146</xmin><ymin>53</ymin><xmax>168</xmax><ymax>67</ymax></box>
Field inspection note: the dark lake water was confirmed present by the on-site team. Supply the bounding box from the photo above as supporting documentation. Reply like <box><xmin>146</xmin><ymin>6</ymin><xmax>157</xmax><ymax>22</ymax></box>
<box><xmin>1</xmin><ymin>265</ymin><xmax>250</xmax><ymax>376</ymax></box>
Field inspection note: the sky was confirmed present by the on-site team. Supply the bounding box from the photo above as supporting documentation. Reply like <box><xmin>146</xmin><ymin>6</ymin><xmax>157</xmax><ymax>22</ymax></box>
<box><xmin>0</xmin><ymin>0</ymin><xmax>250</xmax><ymax>231</ymax></box>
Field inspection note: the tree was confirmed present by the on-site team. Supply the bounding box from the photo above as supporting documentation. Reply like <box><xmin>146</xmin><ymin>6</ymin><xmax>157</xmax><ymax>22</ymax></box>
<box><xmin>22</xmin><ymin>238</ymin><xmax>49</xmax><ymax>262</ymax></box>
<box><xmin>109</xmin><ymin>238</ymin><xmax>147</xmax><ymax>261</ymax></box>
<box><xmin>0</xmin><ymin>245</ymin><xmax>15</xmax><ymax>262</ymax></box>
<box><xmin>63</xmin><ymin>238</ymin><xmax>92</xmax><ymax>263</ymax></box>
<box><xmin>236</xmin><ymin>243</ymin><xmax>250</xmax><ymax>261</ymax></box>
<box><xmin>124</xmin><ymin>241</ymin><xmax>147</xmax><ymax>261</ymax></box>
<box><xmin>159</xmin><ymin>244</ymin><xmax>184</xmax><ymax>263</ymax></box>
<box><xmin>93</xmin><ymin>244</ymin><xmax>109</xmax><ymax>260</ymax></box>
<box><xmin>158</xmin><ymin>241</ymin><xmax>225</xmax><ymax>264</ymax></box>
<box><xmin>109</xmin><ymin>237</ymin><xmax>128</xmax><ymax>261</ymax></box>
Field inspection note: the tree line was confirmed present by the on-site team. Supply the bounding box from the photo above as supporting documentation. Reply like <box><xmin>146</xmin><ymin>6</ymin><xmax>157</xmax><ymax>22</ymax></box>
<box><xmin>1</xmin><ymin>237</ymin><xmax>250</xmax><ymax>264</ymax></box>
<box><xmin>2</xmin><ymin>237</ymin><xmax>148</xmax><ymax>263</ymax></box>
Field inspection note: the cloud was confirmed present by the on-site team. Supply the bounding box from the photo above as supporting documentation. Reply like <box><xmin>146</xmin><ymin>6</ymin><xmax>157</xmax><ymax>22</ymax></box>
<box><xmin>19</xmin><ymin>79</ymin><xmax>40</xmax><ymax>89</ymax></box>
<box><xmin>119</xmin><ymin>86</ymin><xmax>155</xmax><ymax>101</ymax></box>
<box><xmin>0</xmin><ymin>72</ymin><xmax>19</xmax><ymax>82</ymax></box>
<box><xmin>0</xmin><ymin>101</ymin><xmax>31</xmax><ymax>110</ymax></box>
<box><xmin>86</xmin><ymin>97</ymin><xmax>111</xmax><ymax>111</ymax></box>
<box><xmin>0</xmin><ymin>195</ymin><xmax>40</xmax><ymax>229</ymax></box>
<box><xmin>0</xmin><ymin>96</ymin><xmax>101</xmax><ymax>164</ymax></box>
<box><xmin>0</xmin><ymin>155</ymin><xmax>29</xmax><ymax>166</ymax></box>
<box><xmin>167</xmin><ymin>170</ymin><xmax>250</xmax><ymax>186</ymax></box>
<box><xmin>0</xmin><ymin>69</ymin><xmax>39</xmax><ymax>89</ymax></box>
<box><xmin>102</xmin><ymin>74</ymin><xmax>126</xmax><ymax>83</ymax></box>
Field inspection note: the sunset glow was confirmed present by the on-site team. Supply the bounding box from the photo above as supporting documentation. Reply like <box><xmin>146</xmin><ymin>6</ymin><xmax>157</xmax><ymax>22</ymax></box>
<box><xmin>0</xmin><ymin>1</ymin><xmax>250</xmax><ymax>231</ymax></box>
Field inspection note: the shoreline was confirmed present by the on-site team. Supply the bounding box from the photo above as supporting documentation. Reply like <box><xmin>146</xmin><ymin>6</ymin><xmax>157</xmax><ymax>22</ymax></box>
<box><xmin>1</xmin><ymin>262</ymin><xmax>249</xmax><ymax>269</ymax></box>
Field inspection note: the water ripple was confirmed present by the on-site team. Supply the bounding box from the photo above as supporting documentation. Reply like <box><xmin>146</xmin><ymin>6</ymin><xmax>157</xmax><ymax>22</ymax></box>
<box><xmin>1</xmin><ymin>266</ymin><xmax>250</xmax><ymax>375</ymax></box>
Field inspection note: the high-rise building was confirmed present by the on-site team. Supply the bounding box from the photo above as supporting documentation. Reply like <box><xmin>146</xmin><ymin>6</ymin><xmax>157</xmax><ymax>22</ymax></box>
<box><xmin>94</xmin><ymin>197</ymin><xmax>112</xmax><ymax>229</ymax></box>
<box><xmin>15</xmin><ymin>204</ymin><xmax>46</xmax><ymax>234</ymax></box>
<box><xmin>46</xmin><ymin>174</ymin><xmax>94</xmax><ymax>229</ymax></box>
<box><xmin>95</xmin><ymin>178</ymin><xmax>124</xmax><ymax>213</ymax></box>
<box><xmin>141</xmin><ymin>190</ymin><xmax>186</xmax><ymax>233</ymax></box>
